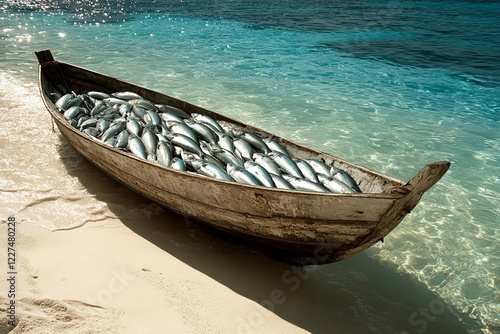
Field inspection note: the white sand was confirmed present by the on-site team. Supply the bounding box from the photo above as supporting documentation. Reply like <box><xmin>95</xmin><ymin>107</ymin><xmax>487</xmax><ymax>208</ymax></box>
<box><xmin>0</xmin><ymin>220</ymin><xmax>307</xmax><ymax>334</ymax></box>
<box><xmin>0</xmin><ymin>71</ymin><xmax>307</xmax><ymax>334</ymax></box>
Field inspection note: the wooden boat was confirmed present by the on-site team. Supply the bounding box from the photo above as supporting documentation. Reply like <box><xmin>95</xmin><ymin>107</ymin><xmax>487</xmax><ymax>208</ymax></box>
<box><xmin>36</xmin><ymin>50</ymin><xmax>450</xmax><ymax>265</ymax></box>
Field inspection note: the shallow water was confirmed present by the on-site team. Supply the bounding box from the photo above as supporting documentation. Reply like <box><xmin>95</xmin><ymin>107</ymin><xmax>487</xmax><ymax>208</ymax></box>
<box><xmin>1</xmin><ymin>1</ymin><xmax>499</xmax><ymax>332</ymax></box>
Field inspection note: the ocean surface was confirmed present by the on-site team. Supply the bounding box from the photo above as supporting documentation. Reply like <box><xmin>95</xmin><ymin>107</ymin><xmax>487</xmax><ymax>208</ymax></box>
<box><xmin>1</xmin><ymin>0</ymin><xmax>498</xmax><ymax>333</ymax></box>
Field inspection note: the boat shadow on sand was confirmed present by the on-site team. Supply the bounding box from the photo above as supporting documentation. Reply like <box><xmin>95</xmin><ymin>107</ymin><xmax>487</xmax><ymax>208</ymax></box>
<box><xmin>56</xmin><ymin>138</ymin><xmax>468</xmax><ymax>334</ymax></box>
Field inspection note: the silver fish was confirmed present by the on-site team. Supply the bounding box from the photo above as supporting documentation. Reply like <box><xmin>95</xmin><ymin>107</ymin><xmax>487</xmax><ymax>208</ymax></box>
<box><xmin>127</xmin><ymin>134</ymin><xmax>147</xmax><ymax>159</ymax></box>
<box><xmin>79</xmin><ymin>117</ymin><xmax>98</xmax><ymax>131</ymax></box>
<box><xmin>201</xmin><ymin>154</ymin><xmax>225</xmax><ymax>171</ymax></box>
<box><xmin>217</xmin><ymin>133</ymin><xmax>237</xmax><ymax>155</ymax></box>
<box><xmin>141</xmin><ymin>128</ymin><xmax>158</xmax><ymax>159</ymax></box>
<box><xmin>160</xmin><ymin>112</ymin><xmax>184</xmax><ymax>124</ymax></box>
<box><xmin>305</xmin><ymin>159</ymin><xmax>331</xmax><ymax>176</ymax></box>
<box><xmin>283</xmin><ymin>175</ymin><xmax>330</xmax><ymax>193</ymax></box>
<box><xmin>101</xmin><ymin>120</ymin><xmax>126</xmax><ymax>143</ymax></box>
<box><xmin>268</xmin><ymin>151</ymin><xmax>304</xmax><ymax>178</ymax></box>
<box><xmin>170</xmin><ymin>157</ymin><xmax>186</xmax><ymax>171</ymax></box>
<box><xmin>157</xmin><ymin>105</ymin><xmax>190</xmax><ymax>119</ymax></box>
<box><xmin>226</xmin><ymin>163</ymin><xmax>263</xmax><ymax>186</ymax></box>
<box><xmin>82</xmin><ymin>128</ymin><xmax>98</xmax><ymax>138</ymax></box>
<box><xmin>184</xmin><ymin>119</ymin><xmax>218</xmax><ymax>143</ymax></box>
<box><xmin>207</xmin><ymin>143</ymin><xmax>244</xmax><ymax>168</ymax></box>
<box><xmin>132</xmin><ymin>106</ymin><xmax>147</xmax><ymax>120</ymax></box>
<box><xmin>330</xmin><ymin>166</ymin><xmax>361</xmax><ymax>192</ymax></box>
<box><xmin>233</xmin><ymin>138</ymin><xmax>254</xmax><ymax>161</ymax></box>
<box><xmin>233</xmin><ymin>129</ymin><xmax>270</xmax><ymax>154</ymax></box>
<box><xmin>167</xmin><ymin>121</ymin><xmax>198</xmax><ymax>142</ymax></box>
<box><xmin>104</xmin><ymin>137</ymin><xmax>117</xmax><ymax>147</ymax></box>
<box><xmin>191</xmin><ymin>159</ymin><xmax>232</xmax><ymax>181</ymax></box>
<box><xmin>115</xmin><ymin>129</ymin><xmax>129</xmax><ymax>149</ymax></box>
<box><xmin>55</xmin><ymin>93</ymin><xmax>74</xmax><ymax>110</ymax></box>
<box><xmin>156</xmin><ymin>141</ymin><xmax>173</xmax><ymax>167</ymax></box>
<box><xmin>76</xmin><ymin>116</ymin><xmax>91</xmax><ymax>129</ymax></box>
<box><xmin>263</xmin><ymin>138</ymin><xmax>289</xmax><ymax>156</ymax></box>
<box><xmin>191</xmin><ymin>113</ymin><xmax>225</xmax><ymax>133</ymax></box>
<box><xmin>165</xmin><ymin>133</ymin><xmax>203</xmax><ymax>156</ymax></box>
<box><xmin>253</xmin><ymin>153</ymin><xmax>282</xmax><ymax>176</ymax></box>
<box><xmin>144</xmin><ymin>109</ymin><xmax>162</xmax><ymax>126</ymax></box>
<box><xmin>66</xmin><ymin>96</ymin><xmax>83</xmax><ymax>109</ymax></box>
<box><xmin>87</xmin><ymin>91</ymin><xmax>111</xmax><ymax>100</ymax></box>
<box><xmin>63</xmin><ymin>106</ymin><xmax>81</xmax><ymax>120</ymax></box>
<box><xmin>112</xmin><ymin>91</ymin><xmax>144</xmax><ymax>100</ymax></box>
<box><xmin>244</xmin><ymin>161</ymin><xmax>276</xmax><ymax>188</ymax></box>
<box><xmin>317</xmin><ymin>174</ymin><xmax>355</xmax><ymax>194</ymax></box>
<box><xmin>90</xmin><ymin>100</ymin><xmax>108</xmax><ymax>117</ymax></box>
<box><xmin>126</xmin><ymin>117</ymin><xmax>142</xmax><ymax>136</ymax></box>
<box><xmin>269</xmin><ymin>173</ymin><xmax>295</xmax><ymax>190</ymax></box>
<box><xmin>104</xmin><ymin>97</ymin><xmax>127</xmax><ymax>106</ymax></box>
<box><xmin>119</xmin><ymin>103</ymin><xmax>132</xmax><ymax>117</ymax></box>
<box><xmin>96</xmin><ymin>118</ymin><xmax>110</xmax><ymax>134</ymax></box>
<box><xmin>293</xmin><ymin>158</ymin><xmax>319</xmax><ymax>183</ymax></box>
<box><xmin>129</xmin><ymin>98</ymin><xmax>157</xmax><ymax>111</ymax></box>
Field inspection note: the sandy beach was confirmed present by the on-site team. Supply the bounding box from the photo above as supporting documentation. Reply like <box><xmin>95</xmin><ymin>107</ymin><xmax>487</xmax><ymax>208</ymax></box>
<box><xmin>0</xmin><ymin>72</ymin><xmax>469</xmax><ymax>334</ymax></box>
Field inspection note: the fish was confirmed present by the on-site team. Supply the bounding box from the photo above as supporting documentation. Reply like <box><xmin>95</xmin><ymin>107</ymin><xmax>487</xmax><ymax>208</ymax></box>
<box><xmin>166</xmin><ymin>121</ymin><xmax>198</xmax><ymax>142</ymax></box>
<box><xmin>63</xmin><ymin>106</ymin><xmax>81</xmax><ymax>120</ymax></box>
<box><xmin>305</xmin><ymin>159</ymin><xmax>331</xmax><ymax>176</ymax></box>
<box><xmin>269</xmin><ymin>173</ymin><xmax>295</xmax><ymax>190</ymax></box>
<box><xmin>233</xmin><ymin>129</ymin><xmax>270</xmax><ymax>154</ymax></box>
<box><xmin>317</xmin><ymin>174</ymin><xmax>355</xmax><ymax>194</ymax></box>
<box><xmin>115</xmin><ymin>129</ymin><xmax>129</xmax><ymax>149</ymax></box>
<box><xmin>128</xmin><ymin>98</ymin><xmax>157</xmax><ymax>111</ymax></box>
<box><xmin>191</xmin><ymin>113</ymin><xmax>225</xmax><ymax>133</ymax></box>
<box><xmin>233</xmin><ymin>138</ymin><xmax>255</xmax><ymax>161</ymax></box>
<box><xmin>160</xmin><ymin>112</ymin><xmax>184</xmax><ymax>124</ymax></box>
<box><xmin>82</xmin><ymin>128</ymin><xmax>98</xmax><ymax>138</ymax></box>
<box><xmin>226</xmin><ymin>163</ymin><xmax>263</xmax><ymax>186</ymax></box>
<box><xmin>170</xmin><ymin>157</ymin><xmax>186</xmax><ymax>171</ymax></box>
<box><xmin>55</xmin><ymin>93</ymin><xmax>74</xmax><ymax>110</ymax></box>
<box><xmin>127</xmin><ymin>134</ymin><xmax>147</xmax><ymax>159</ymax></box>
<box><xmin>157</xmin><ymin>105</ymin><xmax>190</xmax><ymax>119</ymax></box>
<box><xmin>216</xmin><ymin>133</ymin><xmax>237</xmax><ymax>155</ymax></box>
<box><xmin>96</xmin><ymin>118</ymin><xmax>110</xmax><ymax>135</ymax></box>
<box><xmin>126</xmin><ymin>117</ymin><xmax>142</xmax><ymax>136</ymax></box>
<box><xmin>253</xmin><ymin>153</ymin><xmax>282</xmax><ymax>176</ymax></box>
<box><xmin>156</xmin><ymin>141</ymin><xmax>173</xmax><ymax>167</ymax></box>
<box><xmin>165</xmin><ymin>133</ymin><xmax>203</xmax><ymax>156</ymax></box>
<box><xmin>87</xmin><ymin>91</ymin><xmax>111</xmax><ymax>100</ymax></box>
<box><xmin>244</xmin><ymin>161</ymin><xmax>276</xmax><ymax>188</ymax></box>
<box><xmin>141</xmin><ymin>128</ymin><xmax>158</xmax><ymax>160</ymax></box>
<box><xmin>54</xmin><ymin>90</ymin><xmax>362</xmax><ymax>194</ymax></box>
<box><xmin>191</xmin><ymin>159</ymin><xmax>232</xmax><ymax>181</ymax></box>
<box><xmin>283</xmin><ymin>175</ymin><xmax>330</xmax><ymax>193</ymax></box>
<box><xmin>104</xmin><ymin>97</ymin><xmax>127</xmax><ymax>106</ymax></box>
<box><xmin>184</xmin><ymin>119</ymin><xmax>218</xmax><ymax>144</ymax></box>
<box><xmin>330</xmin><ymin>166</ymin><xmax>361</xmax><ymax>192</ymax></box>
<box><xmin>112</xmin><ymin>91</ymin><xmax>144</xmax><ymax>100</ymax></box>
<box><xmin>207</xmin><ymin>143</ymin><xmax>244</xmax><ymax>168</ymax></box>
<box><xmin>293</xmin><ymin>158</ymin><xmax>319</xmax><ymax>183</ymax></box>
<box><xmin>268</xmin><ymin>151</ymin><xmax>304</xmax><ymax>178</ymax></box>
<box><xmin>263</xmin><ymin>138</ymin><xmax>289</xmax><ymax>156</ymax></box>
<box><xmin>101</xmin><ymin>119</ymin><xmax>126</xmax><ymax>143</ymax></box>
<box><xmin>144</xmin><ymin>109</ymin><xmax>162</xmax><ymax>125</ymax></box>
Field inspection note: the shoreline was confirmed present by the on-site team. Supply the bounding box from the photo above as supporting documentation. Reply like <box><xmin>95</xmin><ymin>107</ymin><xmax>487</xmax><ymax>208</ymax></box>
<box><xmin>0</xmin><ymin>69</ymin><xmax>471</xmax><ymax>333</ymax></box>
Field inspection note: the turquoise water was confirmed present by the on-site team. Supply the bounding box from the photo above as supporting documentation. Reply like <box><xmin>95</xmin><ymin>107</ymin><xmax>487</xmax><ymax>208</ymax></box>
<box><xmin>1</xmin><ymin>0</ymin><xmax>499</xmax><ymax>332</ymax></box>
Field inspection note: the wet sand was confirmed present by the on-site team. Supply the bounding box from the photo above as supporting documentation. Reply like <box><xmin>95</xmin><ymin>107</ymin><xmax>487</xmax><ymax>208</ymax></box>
<box><xmin>0</xmin><ymin>71</ymin><xmax>469</xmax><ymax>333</ymax></box>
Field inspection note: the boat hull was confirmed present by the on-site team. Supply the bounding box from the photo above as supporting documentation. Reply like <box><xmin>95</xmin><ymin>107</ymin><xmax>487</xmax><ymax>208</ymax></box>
<box><xmin>36</xmin><ymin>50</ymin><xmax>450</xmax><ymax>264</ymax></box>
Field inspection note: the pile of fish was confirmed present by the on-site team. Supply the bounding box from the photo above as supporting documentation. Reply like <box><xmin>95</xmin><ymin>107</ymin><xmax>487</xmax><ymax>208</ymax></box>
<box><xmin>52</xmin><ymin>90</ymin><xmax>361</xmax><ymax>193</ymax></box>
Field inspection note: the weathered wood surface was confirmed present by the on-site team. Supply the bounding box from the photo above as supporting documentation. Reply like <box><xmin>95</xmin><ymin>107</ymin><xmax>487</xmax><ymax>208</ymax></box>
<box><xmin>36</xmin><ymin>50</ymin><xmax>450</xmax><ymax>264</ymax></box>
